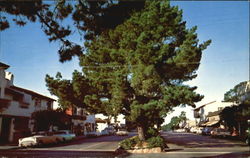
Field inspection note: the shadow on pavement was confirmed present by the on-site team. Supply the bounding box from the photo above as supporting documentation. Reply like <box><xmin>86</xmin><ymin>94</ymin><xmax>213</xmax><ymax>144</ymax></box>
<box><xmin>198</xmin><ymin>151</ymin><xmax>250</xmax><ymax>158</ymax></box>
<box><xmin>161</xmin><ymin>132</ymin><xmax>248</xmax><ymax>148</ymax></box>
<box><xmin>0</xmin><ymin>149</ymin><xmax>124</xmax><ymax>158</ymax></box>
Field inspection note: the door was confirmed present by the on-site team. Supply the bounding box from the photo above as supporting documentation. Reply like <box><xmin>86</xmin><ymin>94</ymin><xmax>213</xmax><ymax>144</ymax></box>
<box><xmin>0</xmin><ymin>117</ymin><xmax>11</xmax><ymax>143</ymax></box>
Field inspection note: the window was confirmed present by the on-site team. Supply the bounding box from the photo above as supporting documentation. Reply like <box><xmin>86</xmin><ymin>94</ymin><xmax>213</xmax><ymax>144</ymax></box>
<box><xmin>73</xmin><ymin>107</ymin><xmax>77</xmax><ymax>115</ymax></box>
<box><xmin>47</xmin><ymin>101</ymin><xmax>52</xmax><ymax>110</ymax></box>
<box><xmin>35</xmin><ymin>99</ymin><xmax>41</xmax><ymax>107</ymax></box>
<box><xmin>13</xmin><ymin>95</ymin><xmax>21</xmax><ymax>101</ymax></box>
<box><xmin>80</xmin><ymin>109</ymin><xmax>84</xmax><ymax>116</ymax></box>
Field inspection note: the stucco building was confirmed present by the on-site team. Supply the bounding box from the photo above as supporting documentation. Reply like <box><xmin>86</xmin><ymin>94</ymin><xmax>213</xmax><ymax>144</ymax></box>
<box><xmin>65</xmin><ymin>106</ymin><xmax>96</xmax><ymax>136</ymax></box>
<box><xmin>194</xmin><ymin>101</ymin><xmax>234</xmax><ymax>127</ymax></box>
<box><xmin>0</xmin><ymin>62</ymin><xmax>55</xmax><ymax>143</ymax></box>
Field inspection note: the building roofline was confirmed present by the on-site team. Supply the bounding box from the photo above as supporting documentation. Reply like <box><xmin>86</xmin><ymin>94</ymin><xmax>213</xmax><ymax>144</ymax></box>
<box><xmin>0</xmin><ymin>62</ymin><xmax>10</xmax><ymax>69</ymax></box>
<box><xmin>194</xmin><ymin>101</ymin><xmax>216</xmax><ymax>110</ymax></box>
<box><xmin>10</xmin><ymin>86</ymin><xmax>56</xmax><ymax>101</ymax></box>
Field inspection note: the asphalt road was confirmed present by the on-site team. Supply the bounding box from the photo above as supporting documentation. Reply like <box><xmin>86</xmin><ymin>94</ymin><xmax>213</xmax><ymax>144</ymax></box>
<box><xmin>0</xmin><ymin>133</ymin><xmax>136</xmax><ymax>158</ymax></box>
<box><xmin>127</xmin><ymin>131</ymin><xmax>250</xmax><ymax>158</ymax></box>
<box><xmin>0</xmin><ymin>131</ymin><xmax>249</xmax><ymax>158</ymax></box>
<box><xmin>29</xmin><ymin>133</ymin><xmax>135</xmax><ymax>151</ymax></box>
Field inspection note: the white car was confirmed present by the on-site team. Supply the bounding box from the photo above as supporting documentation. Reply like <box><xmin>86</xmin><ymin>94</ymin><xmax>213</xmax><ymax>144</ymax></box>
<box><xmin>116</xmin><ymin>129</ymin><xmax>128</xmax><ymax>136</ymax></box>
<box><xmin>86</xmin><ymin>131</ymin><xmax>101</xmax><ymax>138</ymax></box>
<box><xmin>190</xmin><ymin>127</ymin><xmax>203</xmax><ymax>134</ymax></box>
<box><xmin>175</xmin><ymin>129</ymin><xmax>185</xmax><ymax>132</ymax></box>
<box><xmin>18</xmin><ymin>132</ymin><xmax>62</xmax><ymax>147</ymax></box>
<box><xmin>53</xmin><ymin>130</ymin><xmax>76</xmax><ymax>141</ymax></box>
<box><xmin>19</xmin><ymin>135</ymin><xmax>43</xmax><ymax>147</ymax></box>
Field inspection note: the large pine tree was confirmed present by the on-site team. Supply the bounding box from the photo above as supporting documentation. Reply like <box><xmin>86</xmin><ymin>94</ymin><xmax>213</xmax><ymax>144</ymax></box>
<box><xmin>1</xmin><ymin>0</ymin><xmax>211</xmax><ymax>140</ymax></box>
<box><xmin>45</xmin><ymin>0</ymin><xmax>211</xmax><ymax>140</ymax></box>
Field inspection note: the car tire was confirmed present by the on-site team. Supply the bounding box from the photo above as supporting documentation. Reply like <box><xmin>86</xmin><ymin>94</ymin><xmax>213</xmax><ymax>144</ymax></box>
<box><xmin>20</xmin><ymin>143</ymin><xmax>24</xmax><ymax>148</ymax></box>
<box><xmin>56</xmin><ymin>138</ymin><xmax>60</xmax><ymax>143</ymax></box>
<box><xmin>38</xmin><ymin>141</ymin><xmax>43</xmax><ymax>147</ymax></box>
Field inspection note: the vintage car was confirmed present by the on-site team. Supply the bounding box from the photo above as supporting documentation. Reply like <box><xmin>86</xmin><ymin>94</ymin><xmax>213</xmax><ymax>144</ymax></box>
<box><xmin>53</xmin><ymin>130</ymin><xmax>76</xmax><ymax>141</ymax></box>
<box><xmin>104</xmin><ymin>127</ymin><xmax>116</xmax><ymax>135</ymax></box>
<box><xmin>210</xmin><ymin>128</ymin><xmax>230</xmax><ymax>137</ymax></box>
<box><xmin>116</xmin><ymin>129</ymin><xmax>128</xmax><ymax>136</ymax></box>
<box><xmin>101</xmin><ymin>129</ymin><xmax>109</xmax><ymax>136</ymax></box>
<box><xmin>202</xmin><ymin>127</ymin><xmax>213</xmax><ymax>136</ymax></box>
<box><xmin>190</xmin><ymin>127</ymin><xmax>203</xmax><ymax>134</ymax></box>
<box><xmin>86</xmin><ymin>131</ymin><xmax>101</xmax><ymax>138</ymax></box>
<box><xmin>18</xmin><ymin>131</ymin><xmax>62</xmax><ymax>147</ymax></box>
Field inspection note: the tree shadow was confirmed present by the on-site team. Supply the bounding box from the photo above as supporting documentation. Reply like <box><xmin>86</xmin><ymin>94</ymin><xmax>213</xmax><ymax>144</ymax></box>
<box><xmin>161</xmin><ymin>132</ymin><xmax>247</xmax><ymax>148</ymax></box>
<box><xmin>197</xmin><ymin>151</ymin><xmax>250</xmax><ymax>158</ymax></box>
<box><xmin>0</xmin><ymin>149</ymin><xmax>121</xmax><ymax>158</ymax></box>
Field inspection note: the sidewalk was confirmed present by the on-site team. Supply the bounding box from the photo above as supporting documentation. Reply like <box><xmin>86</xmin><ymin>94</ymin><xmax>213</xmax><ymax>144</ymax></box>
<box><xmin>0</xmin><ymin>144</ymin><xmax>19</xmax><ymax>150</ymax></box>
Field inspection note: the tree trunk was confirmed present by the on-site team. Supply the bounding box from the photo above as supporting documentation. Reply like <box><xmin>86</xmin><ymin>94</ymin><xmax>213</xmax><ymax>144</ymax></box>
<box><xmin>137</xmin><ymin>126</ymin><xmax>145</xmax><ymax>141</ymax></box>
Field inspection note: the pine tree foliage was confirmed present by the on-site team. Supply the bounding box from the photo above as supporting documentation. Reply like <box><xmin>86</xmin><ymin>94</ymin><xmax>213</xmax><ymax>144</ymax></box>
<box><xmin>46</xmin><ymin>0</ymin><xmax>210</xmax><ymax>140</ymax></box>
<box><xmin>2</xmin><ymin>0</ymin><xmax>211</xmax><ymax>140</ymax></box>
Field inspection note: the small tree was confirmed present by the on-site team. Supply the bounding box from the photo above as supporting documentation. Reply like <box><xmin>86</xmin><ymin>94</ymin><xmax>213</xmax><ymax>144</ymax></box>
<box><xmin>32</xmin><ymin>109</ymin><xmax>71</xmax><ymax>131</ymax></box>
<box><xmin>224</xmin><ymin>81</ymin><xmax>249</xmax><ymax>103</ymax></box>
<box><xmin>161</xmin><ymin>111</ymin><xmax>187</xmax><ymax>131</ymax></box>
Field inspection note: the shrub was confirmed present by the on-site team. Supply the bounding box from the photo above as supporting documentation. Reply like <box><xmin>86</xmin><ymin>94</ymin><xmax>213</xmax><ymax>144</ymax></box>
<box><xmin>146</xmin><ymin>127</ymin><xmax>159</xmax><ymax>138</ymax></box>
<box><xmin>119</xmin><ymin>136</ymin><xmax>141</xmax><ymax>150</ymax></box>
<box><xmin>146</xmin><ymin>136</ymin><xmax>166</xmax><ymax>149</ymax></box>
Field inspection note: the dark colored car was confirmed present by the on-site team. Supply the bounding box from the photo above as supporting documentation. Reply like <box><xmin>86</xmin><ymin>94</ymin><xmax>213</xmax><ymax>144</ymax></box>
<box><xmin>202</xmin><ymin>127</ymin><xmax>213</xmax><ymax>135</ymax></box>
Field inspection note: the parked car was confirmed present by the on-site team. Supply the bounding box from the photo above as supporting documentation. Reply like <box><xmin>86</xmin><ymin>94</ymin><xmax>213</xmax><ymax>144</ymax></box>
<box><xmin>104</xmin><ymin>127</ymin><xmax>116</xmax><ymax>135</ymax></box>
<box><xmin>190</xmin><ymin>127</ymin><xmax>203</xmax><ymax>134</ymax></box>
<box><xmin>246</xmin><ymin>129</ymin><xmax>250</xmax><ymax>145</ymax></box>
<box><xmin>202</xmin><ymin>127</ymin><xmax>213</xmax><ymax>135</ymax></box>
<box><xmin>53</xmin><ymin>130</ymin><xmax>76</xmax><ymax>141</ymax></box>
<box><xmin>19</xmin><ymin>135</ymin><xmax>43</xmax><ymax>147</ymax></box>
<box><xmin>210</xmin><ymin>128</ymin><xmax>230</xmax><ymax>137</ymax></box>
<box><xmin>86</xmin><ymin>131</ymin><xmax>101</xmax><ymax>138</ymax></box>
<box><xmin>18</xmin><ymin>132</ymin><xmax>61</xmax><ymax>147</ymax></box>
<box><xmin>175</xmin><ymin>128</ymin><xmax>185</xmax><ymax>132</ymax></box>
<box><xmin>246</xmin><ymin>120</ymin><xmax>250</xmax><ymax>145</ymax></box>
<box><xmin>101</xmin><ymin>129</ymin><xmax>109</xmax><ymax>136</ymax></box>
<box><xmin>116</xmin><ymin>129</ymin><xmax>128</xmax><ymax>136</ymax></box>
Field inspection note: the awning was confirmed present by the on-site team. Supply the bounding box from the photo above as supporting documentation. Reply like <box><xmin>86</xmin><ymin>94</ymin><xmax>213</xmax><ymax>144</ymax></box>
<box><xmin>205</xmin><ymin>120</ymin><xmax>220</xmax><ymax>127</ymax></box>
<box><xmin>95</xmin><ymin>118</ymin><xmax>106</xmax><ymax>123</ymax></box>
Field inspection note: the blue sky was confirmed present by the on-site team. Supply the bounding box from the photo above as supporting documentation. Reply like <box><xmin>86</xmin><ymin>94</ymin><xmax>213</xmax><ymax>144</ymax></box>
<box><xmin>0</xmin><ymin>1</ymin><xmax>249</xmax><ymax>121</ymax></box>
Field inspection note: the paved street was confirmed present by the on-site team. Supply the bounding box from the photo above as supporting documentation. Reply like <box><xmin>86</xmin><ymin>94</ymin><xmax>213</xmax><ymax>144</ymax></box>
<box><xmin>0</xmin><ymin>133</ymin><xmax>136</xmax><ymax>158</ymax></box>
<box><xmin>0</xmin><ymin>131</ymin><xmax>249</xmax><ymax>158</ymax></box>
<box><xmin>127</xmin><ymin>131</ymin><xmax>250</xmax><ymax>158</ymax></box>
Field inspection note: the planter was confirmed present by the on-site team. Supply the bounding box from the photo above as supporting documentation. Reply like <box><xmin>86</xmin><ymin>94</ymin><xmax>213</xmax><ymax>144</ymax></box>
<box><xmin>127</xmin><ymin>147</ymin><xmax>162</xmax><ymax>153</ymax></box>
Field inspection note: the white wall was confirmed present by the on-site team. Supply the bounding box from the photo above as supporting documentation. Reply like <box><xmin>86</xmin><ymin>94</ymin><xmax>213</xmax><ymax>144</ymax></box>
<box><xmin>203</xmin><ymin>101</ymin><xmax>234</xmax><ymax>117</ymax></box>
